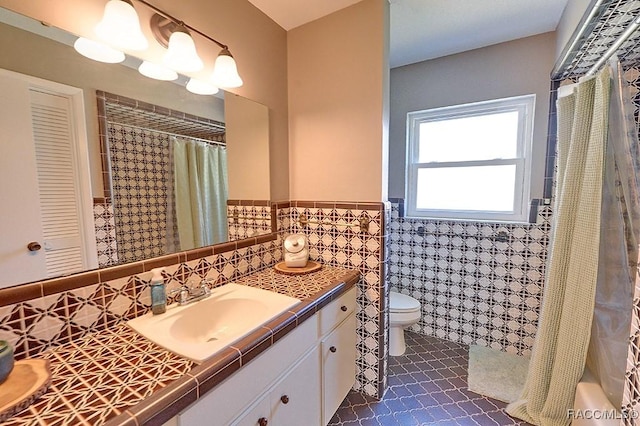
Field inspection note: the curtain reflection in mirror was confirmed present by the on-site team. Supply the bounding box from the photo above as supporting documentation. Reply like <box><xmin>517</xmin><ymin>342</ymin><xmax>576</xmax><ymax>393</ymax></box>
<box><xmin>172</xmin><ymin>137</ymin><xmax>228</xmax><ymax>250</ymax></box>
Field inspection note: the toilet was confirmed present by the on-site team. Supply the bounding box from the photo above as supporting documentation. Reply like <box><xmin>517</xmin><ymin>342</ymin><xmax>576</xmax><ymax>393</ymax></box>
<box><xmin>389</xmin><ymin>291</ymin><xmax>421</xmax><ymax>356</ymax></box>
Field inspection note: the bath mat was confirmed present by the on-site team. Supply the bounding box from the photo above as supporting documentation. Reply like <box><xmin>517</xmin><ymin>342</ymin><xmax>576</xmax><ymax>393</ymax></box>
<box><xmin>468</xmin><ymin>345</ymin><xmax>529</xmax><ymax>403</ymax></box>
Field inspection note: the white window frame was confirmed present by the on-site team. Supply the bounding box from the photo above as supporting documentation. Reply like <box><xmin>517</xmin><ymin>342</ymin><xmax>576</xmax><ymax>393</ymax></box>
<box><xmin>405</xmin><ymin>94</ymin><xmax>535</xmax><ymax>222</ymax></box>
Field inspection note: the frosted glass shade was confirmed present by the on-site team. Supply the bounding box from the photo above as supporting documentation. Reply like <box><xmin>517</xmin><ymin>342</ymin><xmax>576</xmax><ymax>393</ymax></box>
<box><xmin>163</xmin><ymin>31</ymin><xmax>204</xmax><ymax>73</ymax></box>
<box><xmin>186</xmin><ymin>79</ymin><xmax>219</xmax><ymax>95</ymax></box>
<box><xmin>211</xmin><ymin>49</ymin><xmax>243</xmax><ymax>88</ymax></box>
<box><xmin>95</xmin><ymin>0</ymin><xmax>148</xmax><ymax>51</ymax></box>
<box><xmin>138</xmin><ymin>61</ymin><xmax>178</xmax><ymax>81</ymax></box>
<box><xmin>74</xmin><ymin>37</ymin><xmax>125</xmax><ymax>63</ymax></box>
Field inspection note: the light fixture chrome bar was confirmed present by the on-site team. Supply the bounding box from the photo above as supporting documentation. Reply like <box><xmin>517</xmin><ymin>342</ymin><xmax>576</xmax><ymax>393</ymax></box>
<box><xmin>584</xmin><ymin>13</ymin><xmax>640</xmax><ymax>77</ymax></box>
<box><xmin>134</xmin><ymin>0</ymin><xmax>228</xmax><ymax>50</ymax></box>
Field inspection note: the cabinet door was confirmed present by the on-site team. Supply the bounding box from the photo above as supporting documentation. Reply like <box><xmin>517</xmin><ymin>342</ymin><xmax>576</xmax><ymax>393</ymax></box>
<box><xmin>270</xmin><ymin>346</ymin><xmax>321</xmax><ymax>426</ymax></box>
<box><xmin>322</xmin><ymin>314</ymin><xmax>356</xmax><ymax>425</ymax></box>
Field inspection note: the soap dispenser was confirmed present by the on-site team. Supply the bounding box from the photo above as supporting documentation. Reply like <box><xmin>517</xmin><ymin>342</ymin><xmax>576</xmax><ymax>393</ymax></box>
<box><xmin>150</xmin><ymin>268</ymin><xmax>166</xmax><ymax>315</ymax></box>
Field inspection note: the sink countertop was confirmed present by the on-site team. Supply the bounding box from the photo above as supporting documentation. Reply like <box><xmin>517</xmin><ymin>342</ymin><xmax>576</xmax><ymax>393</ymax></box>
<box><xmin>3</xmin><ymin>266</ymin><xmax>359</xmax><ymax>426</ymax></box>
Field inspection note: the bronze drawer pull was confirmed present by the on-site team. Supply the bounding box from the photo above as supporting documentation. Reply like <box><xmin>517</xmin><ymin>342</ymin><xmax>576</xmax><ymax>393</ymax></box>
<box><xmin>340</xmin><ymin>305</ymin><xmax>347</xmax><ymax>312</ymax></box>
<box><xmin>281</xmin><ymin>395</ymin><xmax>289</xmax><ymax>404</ymax></box>
<box><xmin>258</xmin><ymin>417</ymin><xmax>268</xmax><ymax>426</ymax></box>
<box><xmin>330</xmin><ymin>346</ymin><xmax>337</xmax><ymax>353</ymax></box>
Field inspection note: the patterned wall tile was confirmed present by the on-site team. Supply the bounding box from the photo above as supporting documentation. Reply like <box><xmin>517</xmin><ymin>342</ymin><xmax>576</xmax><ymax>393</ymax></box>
<box><xmin>387</xmin><ymin>203</ymin><xmax>552</xmax><ymax>356</ymax></box>
<box><xmin>0</xmin><ymin>239</ymin><xmax>280</xmax><ymax>361</ymax></box>
<box><xmin>93</xmin><ymin>200</ymin><xmax>119</xmax><ymax>268</ymax></box>
<box><xmin>227</xmin><ymin>204</ymin><xmax>273</xmax><ymax>241</ymax></box>
<box><xmin>280</xmin><ymin>203</ymin><xmax>387</xmax><ymax>398</ymax></box>
<box><xmin>107</xmin><ymin>123</ymin><xmax>179</xmax><ymax>264</ymax></box>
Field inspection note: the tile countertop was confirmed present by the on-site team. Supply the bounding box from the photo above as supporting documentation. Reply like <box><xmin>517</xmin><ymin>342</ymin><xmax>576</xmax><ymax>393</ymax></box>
<box><xmin>4</xmin><ymin>266</ymin><xmax>360</xmax><ymax>426</ymax></box>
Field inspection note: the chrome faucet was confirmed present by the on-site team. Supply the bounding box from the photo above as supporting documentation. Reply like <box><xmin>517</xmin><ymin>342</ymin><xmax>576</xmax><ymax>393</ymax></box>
<box><xmin>171</xmin><ymin>279</ymin><xmax>212</xmax><ymax>306</ymax></box>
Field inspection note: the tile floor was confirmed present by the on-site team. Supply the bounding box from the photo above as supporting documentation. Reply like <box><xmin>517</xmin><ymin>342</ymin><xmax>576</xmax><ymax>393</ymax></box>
<box><xmin>329</xmin><ymin>332</ymin><xmax>531</xmax><ymax>426</ymax></box>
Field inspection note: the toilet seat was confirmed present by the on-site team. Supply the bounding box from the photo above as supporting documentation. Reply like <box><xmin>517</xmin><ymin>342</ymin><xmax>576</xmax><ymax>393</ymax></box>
<box><xmin>390</xmin><ymin>291</ymin><xmax>420</xmax><ymax>313</ymax></box>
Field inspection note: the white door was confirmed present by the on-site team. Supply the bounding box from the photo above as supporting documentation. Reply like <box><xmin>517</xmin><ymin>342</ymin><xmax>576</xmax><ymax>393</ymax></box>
<box><xmin>0</xmin><ymin>69</ymin><xmax>96</xmax><ymax>287</ymax></box>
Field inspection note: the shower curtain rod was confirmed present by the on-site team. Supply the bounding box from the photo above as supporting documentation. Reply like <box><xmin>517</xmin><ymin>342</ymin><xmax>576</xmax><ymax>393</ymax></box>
<box><xmin>585</xmin><ymin>13</ymin><xmax>640</xmax><ymax>77</ymax></box>
<box><xmin>107</xmin><ymin>121</ymin><xmax>226</xmax><ymax>147</ymax></box>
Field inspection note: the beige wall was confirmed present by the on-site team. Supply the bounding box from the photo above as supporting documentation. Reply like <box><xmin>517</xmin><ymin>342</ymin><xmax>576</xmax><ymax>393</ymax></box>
<box><xmin>388</xmin><ymin>32</ymin><xmax>556</xmax><ymax>199</ymax></box>
<box><xmin>0</xmin><ymin>0</ymin><xmax>290</xmax><ymax>200</ymax></box>
<box><xmin>287</xmin><ymin>0</ymin><xmax>389</xmax><ymax>202</ymax></box>
<box><xmin>226</xmin><ymin>94</ymin><xmax>270</xmax><ymax>200</ymax></box>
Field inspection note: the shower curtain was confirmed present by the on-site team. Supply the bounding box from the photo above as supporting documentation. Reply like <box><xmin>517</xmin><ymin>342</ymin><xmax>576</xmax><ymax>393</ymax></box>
<box><xmin>587</xmin><ymin>59</ymin><xmax>640</xmax><ymax>410</ymax></box>
<box><xmin>506</xmin><ymin>66</ymin><xmax>611</xmax><ymax>426</ymax></box>
<box><xmin>172</xmin><ymin>137</ymin><xmax>228</xmax><ymax>251</ymax></box>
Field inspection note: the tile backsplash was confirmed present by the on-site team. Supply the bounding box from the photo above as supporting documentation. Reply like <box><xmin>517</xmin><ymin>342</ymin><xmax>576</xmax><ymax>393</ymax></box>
<box><xmin>0</xmin><ymin>235</ymin><xmax>279</xmax><ymax>361</ymax></box>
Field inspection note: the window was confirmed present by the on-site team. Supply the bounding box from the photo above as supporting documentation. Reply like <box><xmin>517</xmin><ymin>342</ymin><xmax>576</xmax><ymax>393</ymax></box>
<box><xmin>406</xmin><ymin>95</ymin><xmax>535</xmax><ymax>222</ymax></box>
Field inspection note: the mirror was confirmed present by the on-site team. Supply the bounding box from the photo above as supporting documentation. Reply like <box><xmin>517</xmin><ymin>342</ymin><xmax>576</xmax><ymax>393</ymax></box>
<box><xmin>0</xmin><ymin>7</ymin><xmax>272</xmax><ymax>288</ymax></box>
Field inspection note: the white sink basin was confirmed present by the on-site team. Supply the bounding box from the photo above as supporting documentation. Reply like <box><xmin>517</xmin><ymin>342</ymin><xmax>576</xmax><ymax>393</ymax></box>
<box><xmin>127</xmin><ymin>283</ymin><xmax>301</xmax><ymax>362</ymax></box>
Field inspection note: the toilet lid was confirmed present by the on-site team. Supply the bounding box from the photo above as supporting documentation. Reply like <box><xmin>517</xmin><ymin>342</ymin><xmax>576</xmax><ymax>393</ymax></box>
<box><xmin>390</xmin><ymin>291</ymin><xmax>420</xmax><ymax>312</ymax></box>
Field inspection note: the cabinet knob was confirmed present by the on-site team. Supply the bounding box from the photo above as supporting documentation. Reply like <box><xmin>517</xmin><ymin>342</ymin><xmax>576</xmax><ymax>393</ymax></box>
<box><xmin>27</xmin><ymin>241</ymin><xmax>42</xmax><ymax>252</ymax></box>
<box><xmin>258</xmin><ymin>417</ymin><xmax>268</xmax><ymax>426</ymax></box>
<box><xmin>280</xmin><ymin>395</ymin><xmax>289</xmax><ymax>404</ymax></box>
<box><xmin>340</xmin><ymin>305</ymin><xmax>348</xmax><ymax>312</ymax></box>
<box><xmin>330</xmin><ymin>346</ymin><xmax>337</xmax><ymax>353</ymax></box>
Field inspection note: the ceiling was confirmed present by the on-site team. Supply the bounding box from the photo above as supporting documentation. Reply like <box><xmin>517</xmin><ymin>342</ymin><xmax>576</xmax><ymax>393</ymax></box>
<box><xmin>247</xmin><ymin>0</ymin><xmax>570</xmax><ymax>68</ymax></box>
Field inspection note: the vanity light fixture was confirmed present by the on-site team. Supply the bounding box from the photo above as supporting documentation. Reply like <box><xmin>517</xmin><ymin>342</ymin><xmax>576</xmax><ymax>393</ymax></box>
<box><xmin>138</xmin><ymin>61</ymin><xmax>178</xmax><ymax>81</ymax></box>
<box><xmin>211</xmin><ymin>48</ymin><xmax>243</xmax><ymax>89</ymax></box>
<box><xmin>186</xmin><ymin>78</ymin><xmax>219</xmax><ymax>95</ymax></box>
<box><xmin>73</xmin><ymin>0</ymin><xmax>244</xmax><ymax>89</ymax></box>
<box><xmin>162</xmin><ymin>27</ymin><xmax>204</xmax><ymax>73</ymax></box>
<box><xmin>73</xmin><ymin>37</ymin><xmax>125</xmax><ymax>63</ymax></box>
<box><xmin>95</xmin><ymin>0</ymin><xmax>148</xmax><ymax>51</ymax></box>
<box><xmin>142</xmin><ymin>0</ymin><xmax>243</xmax><ymax>89</ymax></box>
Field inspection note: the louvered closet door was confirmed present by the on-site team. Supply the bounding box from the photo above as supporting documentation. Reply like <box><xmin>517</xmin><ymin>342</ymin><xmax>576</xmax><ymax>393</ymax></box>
<box><xmin>0</xmin><ymin>74</ymin><xmax>48</xmax><ymax>285</ymax></box>
<box><xmin>0</xmin><ymin>70</ymin><xmax>93</xmax><ymax>287</ymax></box>
<box><xmin>29</xmin><ymin>90</ymin><xmax>86</xmax><ymax>278</ymax></box>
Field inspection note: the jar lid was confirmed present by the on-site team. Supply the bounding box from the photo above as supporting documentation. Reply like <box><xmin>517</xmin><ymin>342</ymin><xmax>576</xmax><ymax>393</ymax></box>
<box><xmin>284</xmin><ymin>234</ymin><xmax>306</xmax><ymax>253</ymax></box>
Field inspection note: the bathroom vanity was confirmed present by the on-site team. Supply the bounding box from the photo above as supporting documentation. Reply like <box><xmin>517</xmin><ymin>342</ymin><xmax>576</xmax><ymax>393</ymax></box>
<box><xmin>176</xmin><ymin>287</ymin><xmax>356</xmax><ymax>426</ymax></box>
<box><xmin>3</xmin><ymin>266</ymin><xmax>359</xmax><ymax>426</ymax></box>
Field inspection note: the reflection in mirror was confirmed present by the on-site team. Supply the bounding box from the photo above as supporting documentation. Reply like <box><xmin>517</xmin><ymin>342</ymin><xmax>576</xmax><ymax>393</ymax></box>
<box><xmin>99</xmin><ymin>91</ymin><xmax>229</xmax><ymax>266</ymax></box>
<box><xmin>0</xmin><ymin>8</ymin><xmax>272</xmax><ymax>289</ymax></box>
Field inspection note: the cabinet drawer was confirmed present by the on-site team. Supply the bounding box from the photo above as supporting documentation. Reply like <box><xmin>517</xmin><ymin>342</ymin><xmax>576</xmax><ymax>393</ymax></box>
<box><xmin>319</xmin><ymin>287</ymin><xmax>356</xmax><ymax>335</ymax></box>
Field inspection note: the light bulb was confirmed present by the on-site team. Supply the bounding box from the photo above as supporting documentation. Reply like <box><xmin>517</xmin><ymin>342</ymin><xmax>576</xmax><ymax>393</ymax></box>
<box><xmin>186</xmin><ymin>79</ymin><xmax>219</xmax><ymax>95</ymax></box>
<box><xmin>138</xmin><ymin>61</ymin><xmax>178</xmax><ymax>81</ymax></box>
<box><xmin>211</xmin><ymin>48</ymin><xmax>243</xmax><ymax>88</ymax></box>
<box><xmin>73</xmin><ymin>37</ymin><xmax>125</xmax><ymax>63</ymax></box>
<box><xmin>163</xmin><ymin>31</ymin><xmax>204</xmax><ymax>73</ymax></box>
<box><xmin>95</xmin><ymin>0</ymin><xmax>148</xmax><ymax>51</ymax></box>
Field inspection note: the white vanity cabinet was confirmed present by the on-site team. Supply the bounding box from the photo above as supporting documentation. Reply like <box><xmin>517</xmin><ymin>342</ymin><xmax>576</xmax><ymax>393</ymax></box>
<box><xmin>175</xmin><ymin>287</ymin><xmax>357</xmax><ymax>426</ymax></box>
